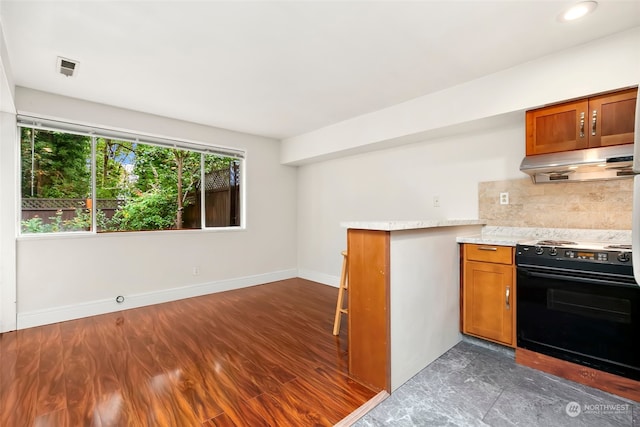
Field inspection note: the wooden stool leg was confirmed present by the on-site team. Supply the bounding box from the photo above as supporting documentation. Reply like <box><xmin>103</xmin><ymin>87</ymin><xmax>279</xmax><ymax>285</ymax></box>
<box><xmin>333</xmin><ymin>251</ymin><xmax>348</xmax><ymax>335</ymax></box>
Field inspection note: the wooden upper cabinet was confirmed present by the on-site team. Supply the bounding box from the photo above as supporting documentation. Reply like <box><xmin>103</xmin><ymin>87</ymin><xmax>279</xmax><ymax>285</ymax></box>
<box><xmin>588</xmin><ymin>88</ymin><xmax>637</xmax><ymax>148</ymax></box>
<box><xmin>526</xmin><ymin>99</ymin><xmax>589</xmax><ymax>155</ymax></box>
<box><xmin>526</xmin><ymin>87</ymin><xmax>637</xmax><ymax>156</ymax></box>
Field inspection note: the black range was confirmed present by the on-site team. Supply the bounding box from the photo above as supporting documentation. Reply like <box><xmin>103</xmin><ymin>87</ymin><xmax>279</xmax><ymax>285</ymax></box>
<box><xmin>516</xmin><ymin>239</ymin><xmax>640</xmax><ymax>381</ymax></box>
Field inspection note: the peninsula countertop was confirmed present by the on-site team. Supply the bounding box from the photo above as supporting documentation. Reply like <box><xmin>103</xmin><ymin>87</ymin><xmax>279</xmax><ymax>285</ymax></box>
<box><xmin>340</xmin><ymin>219</ymin><xmax>486</xmax><ymax>231</ymax></box>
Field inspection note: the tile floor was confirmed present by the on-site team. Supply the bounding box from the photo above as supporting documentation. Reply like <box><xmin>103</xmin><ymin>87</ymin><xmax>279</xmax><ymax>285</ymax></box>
<box><xmin>354</xmin><ymin>338</ymin><xmax>639</xmax><ymax>427</ymax></box>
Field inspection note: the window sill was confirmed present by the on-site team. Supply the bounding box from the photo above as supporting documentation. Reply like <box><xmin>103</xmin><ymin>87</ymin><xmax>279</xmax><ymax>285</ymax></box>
<box><xmin>16</xmin><ymin>226</ymin><xmax>247</xmax><ymax>241</ymax></box>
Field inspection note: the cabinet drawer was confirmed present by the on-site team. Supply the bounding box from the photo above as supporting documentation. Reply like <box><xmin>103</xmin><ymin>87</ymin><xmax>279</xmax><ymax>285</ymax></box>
<box><xmin>464</xmin><ymin>244</ymin><xmax>513</xmax><ymax>265</ymax></box>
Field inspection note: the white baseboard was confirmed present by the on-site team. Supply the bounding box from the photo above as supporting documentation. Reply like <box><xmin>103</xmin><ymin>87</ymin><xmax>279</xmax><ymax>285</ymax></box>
<box><xmin>17</xmin><ymin>269</ymin><xmax>298</xmax><ymax>329</ymax></box>
<box><xmin>297</xmin><ymin>268</ymin><xmax>339</xmax><ymax>287</ymax></box>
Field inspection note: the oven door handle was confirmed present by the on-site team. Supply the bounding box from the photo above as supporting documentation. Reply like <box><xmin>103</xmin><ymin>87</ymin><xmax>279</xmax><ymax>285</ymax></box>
<box><xmin>520</xmin><ymin>269</ymin><xmax>634</xmax><ymax>287</ymax></box>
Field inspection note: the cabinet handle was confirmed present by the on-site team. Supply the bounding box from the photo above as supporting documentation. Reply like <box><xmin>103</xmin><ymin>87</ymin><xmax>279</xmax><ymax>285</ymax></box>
<box><xmin>478</xmin><ymin>246</ymin><xmax>498</xmax><ymax>251</ymax></box>
<box><xmin>579</xmin><ymin>112</ymin><xmax>585</xmax><ymax>138</ymax></box>
<box><xmin>591</xmin><ymin>110</ymin><xmax>597</xmax><ymax>136</ymax></box>
<box><xmin>505</xmin><ymin>286</ymin><xmax>511</xmax><ymax>310</ymax></box>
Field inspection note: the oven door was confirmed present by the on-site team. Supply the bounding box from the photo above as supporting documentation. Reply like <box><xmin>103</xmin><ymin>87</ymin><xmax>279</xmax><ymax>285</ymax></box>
<box><xmin>517</xmin><ymin>264</ymin><xmax>640</xmax><ymax>380</ymax></box>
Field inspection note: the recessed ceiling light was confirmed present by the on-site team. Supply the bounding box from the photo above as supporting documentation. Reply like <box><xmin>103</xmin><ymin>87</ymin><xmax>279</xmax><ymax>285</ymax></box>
<box><xmin>558</xmin><ymin>1</ymin><xmax>598</xmax><ymax>22</ymax></box>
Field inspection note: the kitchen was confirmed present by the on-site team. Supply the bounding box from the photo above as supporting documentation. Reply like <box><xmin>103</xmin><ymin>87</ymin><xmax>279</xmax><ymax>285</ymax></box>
<box><xmin>299</xmin><ymin>22</ymin><xmax>640</xmax><ymax>427</ymax></box>
<box><xmin>339</xmin><ymin>87</ymin><xmax>640</xmax><ymax>423</ymax></box>
<box><xmin>1</xmin><ymin>1</ymin><xmax>640</xmax><ymax>426</ymax></box>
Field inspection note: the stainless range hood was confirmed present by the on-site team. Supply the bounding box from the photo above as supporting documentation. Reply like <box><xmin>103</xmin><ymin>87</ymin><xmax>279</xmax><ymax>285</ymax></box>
<box><xmin>519</xmin><ymin>145</ymin><xmax>636</xmax><ymax>183</ymax></box>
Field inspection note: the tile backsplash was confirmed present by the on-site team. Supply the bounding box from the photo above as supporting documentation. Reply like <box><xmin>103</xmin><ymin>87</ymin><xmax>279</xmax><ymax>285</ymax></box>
<box><xmin>479</xmin><ymin>178</ymin><xmax>633</xmax><ymax>229</ymax></box>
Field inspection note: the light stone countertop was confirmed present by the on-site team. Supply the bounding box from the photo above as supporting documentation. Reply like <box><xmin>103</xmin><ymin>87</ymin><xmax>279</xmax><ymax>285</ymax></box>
<box><xmin>340</xmin><ymin>219</ymin><xmax>486</xmax><ymax>231</ymax></box>
<box><xmin>339</xmin><ymin>221</ymin><xmax>631</xmax><ymax>245</ymax></box>
<box><xmin>455</xmin><ymin>235</ymin><xmax>530</xmax><ymax>247</ymax></box>
<box><xmin>456</xmin><ymin>226</ymin><xmax>632</xmax><ymax>247</ymax></box>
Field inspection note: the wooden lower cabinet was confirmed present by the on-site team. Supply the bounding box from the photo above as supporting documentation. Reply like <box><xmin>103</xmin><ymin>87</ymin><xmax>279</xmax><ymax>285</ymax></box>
<box><xmin>461</xmin><ymin>244</ymin><xmax>515</xmax><ymax>347</ymax></box>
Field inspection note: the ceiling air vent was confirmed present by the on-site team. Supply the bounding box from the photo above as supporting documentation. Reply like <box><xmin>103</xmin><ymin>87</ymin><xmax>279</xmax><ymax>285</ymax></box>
<box><xmin>57</xmin><ymin>56</ymin><xmax>78</xmax><ymax>77</ymax></box>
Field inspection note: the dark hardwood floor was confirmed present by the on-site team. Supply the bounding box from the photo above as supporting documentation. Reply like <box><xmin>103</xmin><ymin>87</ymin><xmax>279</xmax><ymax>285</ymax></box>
<box><xmin>0</xmin><ymin>278</ymin><xmax>376</xmax><ymax>426</ymax></box>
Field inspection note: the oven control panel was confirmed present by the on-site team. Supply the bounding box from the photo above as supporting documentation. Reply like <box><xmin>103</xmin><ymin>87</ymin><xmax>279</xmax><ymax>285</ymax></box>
<box><xmin>516</xmin><ymin>245</ymin><xmax>632</xmax><ymax>267</ymax></box>
<box><xmin>563</xmin><ymin>250</ymin><xmax>609</xmax><ymax>261</ymax></box>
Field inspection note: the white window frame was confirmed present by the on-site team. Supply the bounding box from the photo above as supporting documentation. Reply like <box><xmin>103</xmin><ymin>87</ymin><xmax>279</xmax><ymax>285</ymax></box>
<box><xmin>17</xmin><ymin>115</ymin><xmax>246</xmax><ymax>236</ymax></box>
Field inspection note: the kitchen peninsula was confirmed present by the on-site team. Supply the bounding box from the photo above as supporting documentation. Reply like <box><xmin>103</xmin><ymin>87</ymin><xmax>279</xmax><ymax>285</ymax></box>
<box><xmin>341</xmin><ymin>220</ymin><xmax>484</xmax><ymax>392</ymax></box>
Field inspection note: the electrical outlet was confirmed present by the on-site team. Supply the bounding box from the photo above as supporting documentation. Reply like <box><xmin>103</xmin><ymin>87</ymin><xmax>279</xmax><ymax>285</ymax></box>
<box><xmin>500</xmin><ymin>192</ymin><xmax>509</xmax><ymax>205</ymax></box>
<box><xmin>192</xmin><ymin>266</ymin><xmax>200</xmax><ymax>276</ymax></box>
<box><xmin>433</xmin><ymin>195</ymin><xmax>440</xmax><ymax>207</ymax></box>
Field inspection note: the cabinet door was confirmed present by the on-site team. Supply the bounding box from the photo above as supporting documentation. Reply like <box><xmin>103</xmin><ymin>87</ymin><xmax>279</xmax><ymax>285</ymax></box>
<box><xmin>588</xmin><ymin>88</ymin><xmax>637</xmax><ymax>148</ymax></box>
<box><xmin>463</xmin><ymin>261</ymin><xmax>514</xmax><ymax>346</ymax></box>
<box><xmin>526</xmin><ymin>99</ymin><xmax>589</xmax><ymax>155</ymax></box>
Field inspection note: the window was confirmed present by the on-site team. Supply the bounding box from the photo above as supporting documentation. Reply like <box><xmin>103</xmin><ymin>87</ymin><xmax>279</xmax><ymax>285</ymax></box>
<box><xmin>19</xmin><ymin>117</ymin><xmax>244</xmax><ymax>234</ymax></box>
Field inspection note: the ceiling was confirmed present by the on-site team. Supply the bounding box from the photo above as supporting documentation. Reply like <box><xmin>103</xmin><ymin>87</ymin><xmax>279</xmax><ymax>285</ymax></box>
<box><xmin>1</xmin><ymin>1</ymin><xmax>639</xmax><ymax>140</ymax></box>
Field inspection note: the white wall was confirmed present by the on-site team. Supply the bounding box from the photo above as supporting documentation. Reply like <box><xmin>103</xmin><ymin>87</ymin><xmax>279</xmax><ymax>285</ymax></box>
<box><xmin>0</xmin><ymin>111</ymin><xmax>17</xmax><ymax>332</ymax></box>
<box><xmin>297</xmin><ymin>120</ymin><xmax>524</xmax><ymax>285</ymax></box>
<box><xmin>0</xmin><ymin>16</ymin><xmax>15</xmax><ymax>114</ymax></box>
<box><xmin>0</xmin><ymin>18</ymin><xmax>17</xmax><ymax>332</ymax></box>
<box><xmin>389</xmin><ymin>225</ymin><xmax>481</xmax><ymax>391</ymax></box>
<box><xmin>13</xmin><ymin>88</ymin><xmax>298</xmax><ymax>328</ymax></box>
